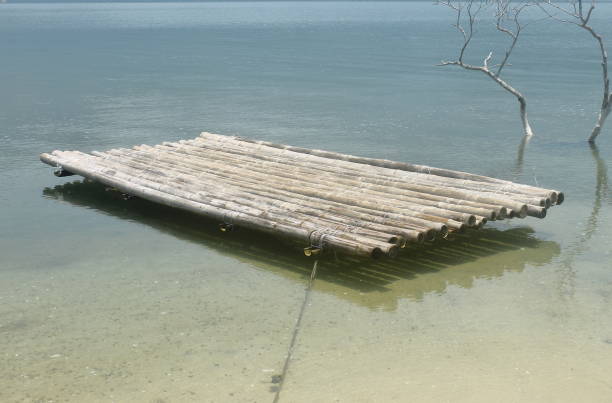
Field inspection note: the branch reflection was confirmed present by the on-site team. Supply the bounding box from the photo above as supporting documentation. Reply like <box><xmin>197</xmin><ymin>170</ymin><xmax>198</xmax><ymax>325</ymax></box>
<box><xmin>557</xmin><ymin>143</ymin><xmax>611</xmax><ymax>297</ymax></box>
<box><xmin>512</xmin><ymin>134</ymin><xmax>531</xmax><ymax>181</ymax></box>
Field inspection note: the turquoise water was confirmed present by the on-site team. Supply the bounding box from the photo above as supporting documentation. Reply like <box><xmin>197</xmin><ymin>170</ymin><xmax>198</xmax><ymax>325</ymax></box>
<box><xmin>1</xmin><ymin>2</ymin><xmax>612</xmax><ymax>402</ymax></box>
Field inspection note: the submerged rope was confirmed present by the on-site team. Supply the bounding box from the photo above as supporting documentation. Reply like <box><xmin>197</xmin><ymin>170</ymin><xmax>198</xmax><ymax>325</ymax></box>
<box><xmin>272</xmin><ymin>258</ymin><xmax>319</xmax><ymax>403</ymax></box>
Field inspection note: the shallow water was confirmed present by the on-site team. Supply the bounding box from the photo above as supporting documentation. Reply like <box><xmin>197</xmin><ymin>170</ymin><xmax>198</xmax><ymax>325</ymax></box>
<box><xmin>1</xmin><ymin>2</ymin><xmax>612</xmax><ymax>402</ymax></box>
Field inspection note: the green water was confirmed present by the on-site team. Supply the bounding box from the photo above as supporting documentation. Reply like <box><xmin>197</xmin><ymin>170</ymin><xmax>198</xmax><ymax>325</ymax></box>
<box><xmin>1</xmin><ymin>2</ymin><xmax>612</xmax><ymax>402</ymax></box>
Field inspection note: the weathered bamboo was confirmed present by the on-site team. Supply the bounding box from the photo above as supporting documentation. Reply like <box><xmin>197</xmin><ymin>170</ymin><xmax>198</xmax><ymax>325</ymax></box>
<box><xmin>152</xmin><ymin>143</ymin><xmax>498</xmax><ymax>221</ymax></box>
<box><xmin>197</xmin><ymin>133</ymin><xmax>556</xmax><ymax>207</ymax></box>
<box><xmin>191</xmin><ymin>136</ymin><xmax>550</xmax><ymax>208</ymax></box>
<box><xmin>40</xmin><ymin>133</ymin><xmax>563</xmax><ymax>258</ymax></box>
<box><xmin>178</xmin><ymin>139</ymin><xmax>512</xmax><ymax>214</ymax></box>
<box><xmin>114</xmin><ymin>146</ymin><xmax>479</xmax><ymax>226</ymax></box>
<box><xmin>162</xmin><ymin>141</ymin><xmax>506</xmax><ymax>220</ymax></box>
<box><xmin>44</xmin><ymin>152</ymin><xmax>397</xmax><ymax>257</ymax></box>
<box><xmin>525</xmin><ymin>204</ymin><xmax>547</xmax><ymax>219</ymax></box>
<box><xmin>93</xmin><ymin>149</ymin><xmax>443</xmax><ymax>242</ymax></box>
<box><xmin>67</xmin><ymin>151</ymin><xmax>405</xmax><ymax>248</ymax></box>
<box><xmin>204</xmin><ymin>132</ymin><xmax>563</xmax><ymax>204</ymax></box>
<box><xmin>474</xmin><ymin>217</ymin><xmax>488</xmax><ymax>229</ymax></box>
<box><xmin>189</xmin><ymin>136</ymin><xmax>533</xmax><ymax>217</ymax></box>
<box><xmin>154</xmin><ymin>146</ymin><xmax>482</xmax><ymax>225</ymax></box>
<box><xmin>190</xmin><ymin>137</ymin><xmax>530</xmax><ymax>205</ymax></box>
<box><xmin>102</xmin><ymin>147</ymin><xmax>457</xmax><ymax>237</ymax></box>
<box><xmin>107</xmin><ymin>143</ymin><xmax>545</xmax><ymax>227</ymax></box>
<box><xmin>88</xmin><ymin>150</ymin><xmax>431</xmax><ymax>244</ymax></box>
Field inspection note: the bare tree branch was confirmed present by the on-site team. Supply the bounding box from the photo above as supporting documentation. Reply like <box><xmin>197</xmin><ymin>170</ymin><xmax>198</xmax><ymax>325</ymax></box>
<box><xmin>583</xmin><ymin>0</ymin><xmax>595</xmax><ymax>24</ymax></box>
<box><xmin>495</xmin><ymin>1</ymin><xmax>530</xmax><ymax>75</ymax></box>
<box><xmin>437</xmin><ymin>0</ymin><xmax>534</xmax><ymax>137</ymax></box>
<box><xmin>539</xmin><ymin>0</ymin><xmax>610</xmax><ymax>143</ymax></box>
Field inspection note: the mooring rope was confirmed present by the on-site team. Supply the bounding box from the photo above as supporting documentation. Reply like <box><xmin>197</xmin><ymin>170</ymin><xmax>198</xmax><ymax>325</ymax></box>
<box><xmin>272</xmin><ymin>258</ymin><xmax>319</xmax><ymax>403</ymax></box>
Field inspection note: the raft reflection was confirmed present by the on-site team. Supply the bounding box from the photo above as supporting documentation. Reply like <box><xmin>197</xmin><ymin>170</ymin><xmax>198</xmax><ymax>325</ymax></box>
<box><xmin>43</xmin><ymin>180</ymin><xmax>560</xmax><ymax>311</ymax></box>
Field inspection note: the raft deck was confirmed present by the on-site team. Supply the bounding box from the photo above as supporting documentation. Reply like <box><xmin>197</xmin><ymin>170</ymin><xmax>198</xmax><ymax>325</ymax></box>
<box><xmin>40</xmin><ymin>132</ymin><xmax>563</xmax><ymax>258</ymax></box>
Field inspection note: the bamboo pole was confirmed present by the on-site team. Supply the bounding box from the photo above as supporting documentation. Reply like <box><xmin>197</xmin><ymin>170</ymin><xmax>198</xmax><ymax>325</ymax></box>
<box><xmin>163</xmin><ymin>141</ymin><xmax>507</xmax><ymax>220</ymax></box>
<box><xmin>41</xmin><ymin>152</ymin><xmax>396</xmax><ymax>258</ymax></box>
<box><xmin>88</xmin><ymin>150</ymin><xmax>433</xmax><ymax>245</ymax></box>
<box><xmin>92</xmin><ymin>149</ymin><xmax>442</xmax><ymax>241</ymax></box>
<box><xmin>40</xmin><ymin>132</ymin><xmax>563</xmax><ymax>259</ymax></box>
<box><xmin>120</xmin><ymin>145</ymin><xmax>480</xmax><ymax>225</ymax></box>
<box><xmin>84</xmin><ymin>151</ymin><xmax>404</xmax><ymax>256</ymax></box>
<box><xmin>191</xmin><ymin>136</ymin><xmax>549</xmax><ymax>208</ymax></box>
<box><xmin>188</xmin><ymin>136</ymin><xmax>533</xmax><ymax>216</ymax></box>
<box><xmin>192</xmin><ymin>137</ymin><xmax>550</xmax><ymax>210</ymax></box>
<box><xmin>102</xmin><ymin>147</ymin><xmax>458</xmax><ymax>236</ymax></box>
<box><xmin>138</xmin><ymin>145</ymin><xmax>481</xmax><ymax>225</ymax></box>
<box><xmin>106</xmin><ymin>146</ymin><xmax>524</xmax><ymax>230</ymax></box>
<box><xmin>197</xmin><ymin>133</ymin><xmax>559</xmax><ymax>206</ymax></box>
<box><xmin>202</xmin><ymin>132</ymin><xmax>563</xmax><ymax>204</ymax></box>
<box><xmin>62</xmin><ymin>151</ymin><xmax>407</xmax><ymax>250</ymax></box>
<box><xmin>154</xmin><ymin>144</ymin><xmax>498</xmax><ymax>221</ymax></box>
<box><xmin>474</xmin><ymin>217</ymin><xmax>488</xmax><ymax>229</ymax></box>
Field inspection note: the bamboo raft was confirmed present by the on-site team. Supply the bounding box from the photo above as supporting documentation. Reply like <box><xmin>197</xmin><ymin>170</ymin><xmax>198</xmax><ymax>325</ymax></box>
<box><xmin>40</xmin><ymin>132</ymin><xmax>564</xmax><ymax>258</ymax></box>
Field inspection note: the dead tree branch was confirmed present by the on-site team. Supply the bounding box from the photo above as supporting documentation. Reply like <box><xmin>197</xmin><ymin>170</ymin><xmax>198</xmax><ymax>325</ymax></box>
<box><xmin>539</xmin><ymin>0</ymin><xmax>611</xmax><ymax>143</ymax></box>
<box><xmin>437</xmin><ymin>0</ymin><xmax>535</xmax><ymax>137</ymax></box>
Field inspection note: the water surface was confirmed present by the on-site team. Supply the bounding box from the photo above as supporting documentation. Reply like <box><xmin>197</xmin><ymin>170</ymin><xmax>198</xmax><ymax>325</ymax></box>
<box><xmin>1</xmin><ymin>2</ymin><xmax>612</xmax><ymax>402</ymax></box>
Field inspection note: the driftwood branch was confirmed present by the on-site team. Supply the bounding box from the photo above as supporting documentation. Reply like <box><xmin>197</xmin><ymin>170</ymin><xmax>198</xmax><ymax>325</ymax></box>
<box><xmin>437</xmin><ymin>0</ymin><xmax>534</xmax><ymax>137</ymax></box>
<box><xmin>539</xmin><ymin>0</ymin><xmax>611</xmax><ymax>143</ymax></box>
<box><xmin>495</xmin><ymin>1</ymin><xmax>529</xmax><ymax>76</ymax></box>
